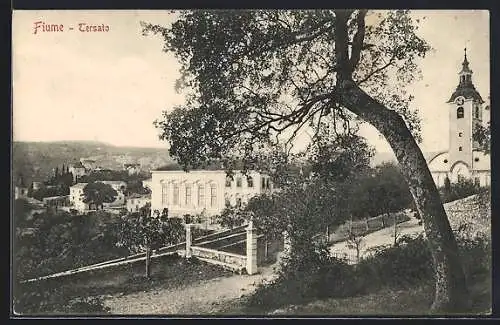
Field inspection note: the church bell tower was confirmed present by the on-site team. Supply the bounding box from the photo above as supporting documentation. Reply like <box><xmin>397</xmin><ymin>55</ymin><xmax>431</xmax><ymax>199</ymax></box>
<box><xmin>447</xmin><ymin>48</ymin><xmax>484</xmax><ymax>170</ymax></box>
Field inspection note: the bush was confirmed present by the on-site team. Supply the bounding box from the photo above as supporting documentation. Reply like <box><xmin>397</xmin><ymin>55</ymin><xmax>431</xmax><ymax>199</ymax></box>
<box><xmin>248</xmin><ymin>242</ymin><xmax>358</xmax><ymax>309</ymax></box>
<box><xmin>439</xmin><ymin>179</ymin><xmax>487</xmax><ymax>203</ymax></box>
<box><xmin>357</xmin><ymin>234</ymin><xmax>434</xmax><ymax>288</ymax></box>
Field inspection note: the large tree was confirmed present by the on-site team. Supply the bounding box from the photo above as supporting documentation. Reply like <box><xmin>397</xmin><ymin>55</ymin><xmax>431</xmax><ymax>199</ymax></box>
<box><xmin>143</xmin><ymin>10</ymin><xmax>469</xmax><ymax>311</ymax></box>
<box><xmin>82</xmin><ymin>182</ymin><xmax>118</xmax><ymax>210</ymax></box>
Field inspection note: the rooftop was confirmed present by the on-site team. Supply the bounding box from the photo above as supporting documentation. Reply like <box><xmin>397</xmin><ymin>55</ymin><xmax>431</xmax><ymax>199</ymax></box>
<box><xmin>70</xmin><ymin>161</ymin><xmax>85</xmax><ymax>169</ymax></box>
<box><xmin>128</xmin><ymin>193</ymin><xmax>151</xmax><ymax>199</ymax></box>
<box><xmin>70</xmin><ymin>183</ymin><xmax>88</xmax><ymax>189</ymax></box>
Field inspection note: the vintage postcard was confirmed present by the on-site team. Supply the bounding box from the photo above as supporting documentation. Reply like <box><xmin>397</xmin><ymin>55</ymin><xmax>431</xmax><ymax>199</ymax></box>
<box><xmin>11</xmin><ymin>9</ymin><xmax>491</xmax><ymax>317</ymax></box>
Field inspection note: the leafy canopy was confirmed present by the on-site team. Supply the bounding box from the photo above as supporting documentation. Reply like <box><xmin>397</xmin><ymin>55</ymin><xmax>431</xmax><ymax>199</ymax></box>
<box><xmin>143</xmin><ymin>10</ymin><xmax>429</xmax><ymax>170</ymax></box>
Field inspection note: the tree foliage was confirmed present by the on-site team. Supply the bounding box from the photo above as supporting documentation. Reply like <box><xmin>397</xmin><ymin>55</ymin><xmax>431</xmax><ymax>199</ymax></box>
<box><xmin>82</xmin><ymin>182</ymin><xmax>118</xmax><ymax>210</ymax></box>
<box><xmin>144</xmin><ymin>10</ymin><xmax>427</xmax><ymax>171</ymax></box>
<box><xmin>473</xmin><ymin>121</ymin><xmax>491</xmax><ymax>155</ymax></box>
<box><xmin>143</xmin><ymin>10</ymin><xmax>470</xmax><ymax>311</ymax></box>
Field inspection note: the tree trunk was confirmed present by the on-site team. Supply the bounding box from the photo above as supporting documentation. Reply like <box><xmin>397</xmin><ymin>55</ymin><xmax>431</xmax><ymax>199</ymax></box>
<box><xmin>264</xmin><ymin>240</ymin><xmax>269</xmax><ymax>260</ymax></box>
<box><xmin>338</xmin><ymin>79</ymin><xmax>470</xmax><ymax>312</ymax></box>
<box><xmin>145</xmin><ymin>246</ymin><xmax>152</xmax><ymax>278</ymax></box>
<box><xmin>393</xmin><ymin>213</ymin><xmax>398</xmax><ymax>247</ymax></box>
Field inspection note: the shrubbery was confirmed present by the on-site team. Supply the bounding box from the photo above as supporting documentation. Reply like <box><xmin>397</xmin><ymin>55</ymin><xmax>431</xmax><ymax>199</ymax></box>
<box><xmin>247</xmin><ymin>231</ymin><xmax>490</xmax><ymax>312</ymax></box>
<box><xmin>439</xmin><ymin>178</ymin><xmax>488</xmax><ymax>204</ymax></box>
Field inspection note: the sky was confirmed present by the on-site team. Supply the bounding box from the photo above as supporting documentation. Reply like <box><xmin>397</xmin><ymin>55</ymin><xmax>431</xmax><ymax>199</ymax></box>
<box><xmin>12</xmin><ymin>10</ymin><xmax>490</xmax><ymax>155</ymax></box>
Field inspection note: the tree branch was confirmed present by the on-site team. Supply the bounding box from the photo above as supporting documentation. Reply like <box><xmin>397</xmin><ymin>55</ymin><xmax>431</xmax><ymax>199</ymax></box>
<box><xmin>356</xmin><ymin>53</ymin><xmax>397</xmax><ymax>85</ymax></box>
<box><xmin>349</xmin><ymin>10</ymin><xmax>368</xmax><ymax>74</ymax></box>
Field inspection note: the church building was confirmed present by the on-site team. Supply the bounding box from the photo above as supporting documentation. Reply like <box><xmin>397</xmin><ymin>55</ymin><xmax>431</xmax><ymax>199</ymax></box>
<box><xmin>427</xmin><ymin>49</ymin><xmax>491</xmax><ymax>187</ymax></box>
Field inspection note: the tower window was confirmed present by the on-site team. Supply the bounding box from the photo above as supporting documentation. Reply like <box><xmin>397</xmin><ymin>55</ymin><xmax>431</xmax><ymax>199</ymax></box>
<box><xmin>247</xmin><ymin>176</ymin><xmax>253</xmax><ymax>188</ymax></box>
<box><xmin>459</xmin><ymin>146</ymin><xmax>463</xmax><ymax>151</ymax></box>
<box><xmin>236</xmin><ymin>177</ymin><xmax>242</xmax><ymax>187</ymax></box>
<box><xmin>475</xmin><ymin>106</ymin><xmax>480</xmax><ymax>118</ymax></box>
<box><xmin>458</xmin><ymin>132</ymin><xmax>463</xmax><ymax>137</ymax></box>
<box><xmin>457</xmin><ymin>107</ymin><xmax>464</xmax><ymax>119</ymax></box>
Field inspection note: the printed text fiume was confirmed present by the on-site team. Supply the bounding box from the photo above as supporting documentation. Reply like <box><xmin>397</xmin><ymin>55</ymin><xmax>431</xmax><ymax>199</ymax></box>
<box><xmin>33</xmin><ymin>21</ymin><xmax>110</xmax><ymax>34</ymax></box>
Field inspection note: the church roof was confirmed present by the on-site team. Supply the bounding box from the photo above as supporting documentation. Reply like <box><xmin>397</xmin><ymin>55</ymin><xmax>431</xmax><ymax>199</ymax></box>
<box><xmin>447</xmin><ymin>86</ymin><xmax>484</xmax><ymax>104</ymax></box>
<box><xmin>447</xmin><ymin>49</ymin><xmax>484</xmax><ymax>104</ymax></box>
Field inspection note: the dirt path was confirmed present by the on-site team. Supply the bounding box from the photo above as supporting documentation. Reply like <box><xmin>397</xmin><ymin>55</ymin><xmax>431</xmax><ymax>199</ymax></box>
<box><xmin>102</xmin><ymin>263</ymin><xmax>278</xmax><ymax>315</ymax></box>
<box><xmin>329</xmin><ymin>217</ymin><xmax>424</xmax><ymax>260</ymax></box>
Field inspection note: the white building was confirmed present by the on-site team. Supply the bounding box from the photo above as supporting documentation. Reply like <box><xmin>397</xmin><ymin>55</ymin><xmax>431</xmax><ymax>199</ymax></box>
<box><xmin>69</xmin><ymin>183</ymin><xmax>89</xmax><ymax>212</ymax></box>
<box><xmin>126</xmin><ymin>193</ymin><xmax>151</xmax><ymax>213</ymax></box>
<box><xmin>70</xmin><ymin>181</ymin><xmax>127</xmax><ymax>212</ymax></box>
<box><xmin>427</xmin><ymin>50</ymin><xmax>491</xmax><ymax>187</ymax></box>
<box><xmin>124</xmin><ymin>163</ymin><xmax>141</xmax><ymax>175</ymax></box>
<box><xmin>151</xmin><ymin>168</ymin><xmax>273</xmax><ymax>218</ymax></box>
<box><xmin>69</xmin><ymin>161</ymin><xmax>87</xmax><ymax>183</ymax></box>
<box><xmin>80</xmin><ymin>158</ymin><xmax>97</xmax><ymax>171</ymax></box>
<box><xmin>142</xmin><ymin>178</ymin><xmax>153</xmax><ymax>190</ymax></box>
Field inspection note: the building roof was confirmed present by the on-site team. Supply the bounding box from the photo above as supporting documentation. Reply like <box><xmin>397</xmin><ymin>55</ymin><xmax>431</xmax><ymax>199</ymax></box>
<box><xmin>128</xmin><ymin>193</ymin><xmax>151</xmax><ymax>199</ymax></box>
<box><xmin>101</xmin><ymin>180</ymin><xmax>127</xmax><ymax>186</ymax></box>
<box><xmin>70</xmin><ymin>161</ymin><xmax>85</xmax><ymax>169</ymax></box>
<box><xmin>42</xmin><ymin>195</ymin><xmax>69</xmax><ymax>201</ymax></box>
<box><xmin>70</xmin><ymin>183</ymin><xmax>88</xmax><ymax>189</ymax></box>
<box><xmin>24</xmin><ymin>197</ymin><xmax>45</xmax><ymax>207</ymax></box>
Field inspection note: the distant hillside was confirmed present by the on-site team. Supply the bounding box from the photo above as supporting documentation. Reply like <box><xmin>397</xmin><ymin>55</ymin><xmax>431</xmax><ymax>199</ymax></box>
<box><xmin>12</xmin><ymin>141</ymin><xmax>174</xmax><ymax>185</ymax></box>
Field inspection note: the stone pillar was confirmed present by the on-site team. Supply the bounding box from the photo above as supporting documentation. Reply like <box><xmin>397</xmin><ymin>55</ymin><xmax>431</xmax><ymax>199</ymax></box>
<box><xmin>246</xmin><ymin>220</ymin><xmax>258</xmax><ymax>275</ymax></box>
<box><xmin>185</xmin><ymin>223</ymin><xmax>193</xmax><ymax>258</ymax></box>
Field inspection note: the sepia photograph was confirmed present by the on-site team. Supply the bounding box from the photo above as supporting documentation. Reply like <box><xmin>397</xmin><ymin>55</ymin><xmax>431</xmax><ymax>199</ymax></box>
<box><xmin>11</xmin><ymin>9</ymin><xmax>491</xmax><ymax>317</ymax></box>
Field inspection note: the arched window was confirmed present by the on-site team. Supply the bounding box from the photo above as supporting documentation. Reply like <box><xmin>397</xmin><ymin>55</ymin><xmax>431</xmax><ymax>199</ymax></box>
<box><xmin>210</xmin><ymin>183</ymin><xmax>217</xmax><ymax>207</ymax></box>
<box><xmin>185</xmin><ymin>185</ymin><xmax>192</xmax><ymax>205</ymax></box>
<box><xmin>173</xmin><ymin>184</ymin><xmax>179</xmax><ymax>205</ymax></box>
<box><xmin>457</xmin><ymin>107</ymin><xmax>464</xmax><ymax>119</ymax></box>
<box><xmin>475</xmin><ymin>106</ymin><xmax>480</xmax><ymax>119</ymax></box>
<box><xmin>161</xmin><ymin>183</ymin><xmax>168</xmax><ymax>205</ymax></box>
<box><xmin>236</xmin><ymin>177</ymin><xmax>242</xmax><ymax>187</ymax></box>
<box><xmin>197</xmin><ymin>184</ymin><xmax>205</xmax><ymax>207</ymax></box>
<box><xmin>247</xmin><ymin>176</ymin><xmax>253</xmax><ymax>188</ymax></box>
<box><xmin>236</xmin><ymin>197</ymin><xmax>242</xmax><ymax>207</ymax></box>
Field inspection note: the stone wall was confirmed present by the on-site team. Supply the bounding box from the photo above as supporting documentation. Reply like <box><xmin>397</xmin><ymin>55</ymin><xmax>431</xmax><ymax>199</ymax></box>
<box><xmin>190</xmin><ymin>246</ymin><xmax>247</xmax><ymax>270</ymax></box>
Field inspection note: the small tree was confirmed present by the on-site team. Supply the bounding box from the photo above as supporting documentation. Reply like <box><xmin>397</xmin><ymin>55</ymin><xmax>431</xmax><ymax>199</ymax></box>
<box><xmin>120</xmin><ymin>204</ymin><xmax>183</xmax><ymax>278</ymax></box>
<box><xmin>346</xmin><ymin>229</ymin><xmax>365</xmax><ymax>263</ymax></box>
<box><xmin>82</xmin><ymin>182</ymin><xmax>118</xmax><ymax>210</ymax></box>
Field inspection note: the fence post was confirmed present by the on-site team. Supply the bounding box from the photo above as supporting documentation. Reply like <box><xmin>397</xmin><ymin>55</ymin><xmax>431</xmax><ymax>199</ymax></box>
<box><xmin>246</xmin><ymin>220</ymin><xmax>258</xmax><ymax>275</ymax></box>
<box><xmin>185</xmin><ymin>223</ymin><xmax>193</xmax><ymax>258</ymax></box>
